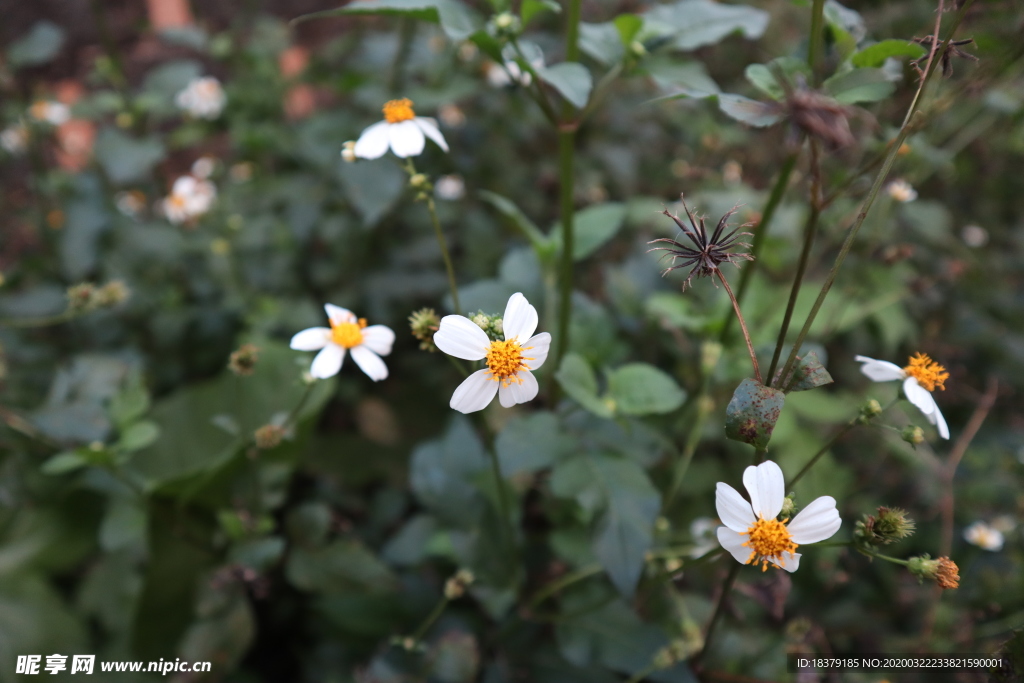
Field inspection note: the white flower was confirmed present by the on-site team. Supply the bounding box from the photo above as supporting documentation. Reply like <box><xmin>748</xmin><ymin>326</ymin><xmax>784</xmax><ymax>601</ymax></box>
<box><xmin>115</xmin><ymin>190</ymin><xmax>146</xmax><ymax>217</ymax></box>
<box><xmin>485</xmin><ymin>57</ymin><xmax>543</xmax><ymax>88</ymax></box>
<box><xmin>29</xmin><ymin>101</ymin><xmax>70</xmax><ymax>126</ymax></box>
<box><xmin>434</xmin><ymin>293</ymin><xmax>551</xmax><ymax>413</ymax></box>
<box><xmin>856</xmin><ymin>352</ymin><xmax>949</xmax><ymax>440</ymax></box>
<box><xmin>435</xmin><ymin>174</ymin><xmax>465</xmax><ymax>201</ymax></box>
<box><xmin>716</xmin><ymin>460</ymin><xmax>841</xmax><ymax>572</ymax></box>
<box><xmin>191</xmin><ymin>156</ymin><xmax>216</xmax><ymax>179</ymax></box>
<box><xmin>175</xmin><ymin>77</ymin><xmax>226</xmax><ymax>120</ymax></box>
<box><xmin>963</xmin><ymin>521</ymin><xmax>1004</xmax><ymax>552</ymax></box>
<box><xmin>0</xmin><ymin>124</ymin><xmax>28</xmax><ymax>154</ymax></box>
<box><xmin>886</xmin><ymin>179</ymin><xmax>917</xmax><ymax>203</ymax></box>
<box><xmin>290</xmin><ymin>304</ymin><xmax>394</xmax><ymax>381</ymax></box>
<box><xmin>162</xmin><ymin>175</ymin><xmax>216</xmax><ymax>224</ymax></box>
<box><xmin>689</xmin><ymin>517</ymin><xmax>720</xmax><ymax>558</ymax></box>
<box><xmin>353</xmin><ymin>98</ymin><xmax>448</xmax><ymax>160</ymax></box>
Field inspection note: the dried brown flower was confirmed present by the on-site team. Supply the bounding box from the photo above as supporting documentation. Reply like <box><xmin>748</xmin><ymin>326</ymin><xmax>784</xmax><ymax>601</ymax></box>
<box><xmin>254</xmin><ymin>424</ymin><xmax>286</xmax><ymax>450</ymax></box>
<box><xmin>911</xmin><ymin>36</ymin><xmax>978</xmax><ymax>78</ymax></box>
<box><xmin>782</xmin><ymin>84</ymin><xmax>856</xmax><ymax>149</ymax></box>
<box><xmin>228</xmin><ymin>343</ymin><xmax>260</xmax><ymax>376</ymax></box>
<box><xmin>935</xmin><ymin>556</ymin><xmax>960</xmax><ymax>590</ymax></box>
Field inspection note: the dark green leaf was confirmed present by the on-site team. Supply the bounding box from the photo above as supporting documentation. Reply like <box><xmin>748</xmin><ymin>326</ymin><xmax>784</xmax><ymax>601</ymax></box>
<box><xmin>555</xmin><ymin>354</ymin><xmax>613</xmax><ymax>418</ymax></box>
<box><xmin>409</xmin><ymin>416</ymin><xmax>488</xmax><ymax>525</ymax></box>
<box><xmin>744</xmin><ymin>57</ymin><xmax>812</xmax><ymax>100</ymax></box>
<box><xmin>94</xmin><ymin>128</ymin><xmax>166</xmax><ymax>185</ymax></box>
<box><xmin>7</xmin><ymin>21</ymin><xmax>65</xmax><ymax>68</ymax></box>
<box><xmin>824</xmin><ymin>68</ymin><xmax>895</xmax><ymax>104</ymax></box>
<box><xmin>294</xmin><ymin>0</ymin><xmax>481</xmax><ymax>40</ymax></box>
<box><xmin>579</xmin><ymin>22</ymin><xmax>624</xmax><ymax>66</ymax></box>
<box><xmin>851</xmin><ymin>40</ymin><xmax>927</xmax><ymax>68</ymax></box>
<box><xmin>338</xmin><ymin>157</ymin><xmax>406</xmax><ymax>227</ymax></box>
<box><xmin>99</xmin><ymin>498</ymin><xmax>147</xmax><ymax>551</ymax></box>
<box><xmin>286</xmin><ymin>539</ymin><xmax>399</xmax><ymax>594</ymax></box>
<box><xmin>717</xmin><ymin>93</ymin><xmax>783</xmax><ymax>127</ymax></box>
<box><xmin>644</xmin><ymin>0</ymin><xmax>769</xmax><ymax>51</ymax></box>
<box><xmin>41</xmin><ymin>451</ymin><xmax>87</xmax><ymax>475</ymax></box>
<box><xmin>117</xmin><ymin>420</ymin><xmax>160</xmax><ymax>452</ymax></box>
<box><xmin>479</xmin><ymin>190</ymin><xmax>549</xmax><ymax>252</ymax></box>
<box><xmin>495</xmin><ymin>412</ymin><xmax>572</xmax><ymax>476</ymax></box>
<box><xmin>521</xmin><ymin>0</ymin><xmax>560</xmax><ymax>26</ymax></box>
<box><xmin>724</xmin><ymin>378</ymin><xmax>785</xmax><ymax>450</ymax></box>
<box><xmin>538</xmin><ymin>63</ymin><xmax>593</xmax><ymax>109</ymax></box>
<box><xmin>590</xmin><ymin>458</ymin><xmax>660</xmax><ymax>596</ymax></box>
<box><xmin>778</xmin><ymin>351</ymin><xmax>834</xmax><ymax>392</ymax></box>
<box><xmin>607</xmin><ymin>363</ymin><xmax>686</xmax><ymax>416</ymax></box>
<box><xmin>109</xmin><ymin>370</ymin><xmax>151</xmax><ymax>430</ymax></box>
<box><xmin>428</xmin><ymin>631</ymin><xmax>481</xmax><ymax>683</ymax></box>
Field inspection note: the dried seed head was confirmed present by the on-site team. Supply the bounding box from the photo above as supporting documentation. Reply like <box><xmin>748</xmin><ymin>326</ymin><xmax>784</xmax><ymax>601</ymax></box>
<box><xmin>229</xmin><ymin>343</ymin><xmax>260</xmax><ymax>376</ymax></box>
<box><xmin>409</xmin><ymin>307</ymin><xmax>441</xmax><ymax>352</ymax></box>
<box><xmin>911</xmin><ymin>36</ymin><xmax>978</xmax><ymax>78</ymax></box>
<box><xmin>783</xmin><ymin>85</ymin><xmax>857</xmax><ymax>149</ymax></box>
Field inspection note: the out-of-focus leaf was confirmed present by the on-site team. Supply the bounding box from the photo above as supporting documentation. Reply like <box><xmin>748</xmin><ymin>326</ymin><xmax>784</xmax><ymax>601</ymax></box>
<box><xmin>41</xmin><ymin>451</ymin><xmax>88</xmax><ymax>475</ymax></box>
<box><xmin>607</xmin><ymin>363</ymin><xmax>686</xmax><ymax>416</ymax></box>
<box><xmin>94</xmin><ymin>128</ymin><xmax>166</xmax><ymax>185</ymax></box>
<box><xmin>286</xmin><ymin>539</ymin><xmax>399</xmax><ymax>593</ymax></box>
<box><xmin>6</xmin><ymin>21</ymin><xmax>65</xmax><ymax>68</ymax></box>
<box><xmin>579</xmin><ymin>22</ymin><xmax>624</xmax><ymax>66</ymax></box>
<box><xmin>555</xmin><ymin>354</ymin><xmax>613</xmax><ymax>418</ymax></box>
<box><xmin>614</xmin><ymin>14</ymin><xmax>644</xmax><ymax>45</ymax></box>
<box><xmin>522</xmin><ymin>0</ymin><xmax>560</xmax><ymax>26</ymax></box>
<box><xmin>644</xmin><ymin>0</ymin><xmax>769</xmax><ymax>51</ymax></box>
<box><xmin>99</xmin><ymin>497</ymin><xmax>147</xmax><ymax>551</ymax></box>
<box><xmin>900</xmin><ymin>199</ymin><xmax>953</xmax><ymax>244</ymax></box>
<box><xmin>646</xmin><ymin>59</ymin><xmax>720</xmax><ymax>98</ymax></box>
<box><xmin>410</xmin><ymin>416</ymin><xmax>488</xmax><ymax>525</ymax></box>
<box><xmin>338</xmin><ymin>157</ymin><xmax>405</xmax><ymax>227</ymax></box>
<box><xmin>537</xmin><ymin>62</ymin><xmax>593</xmax><ymax>109</ymax></box>
<box><xmin>109</xmin><ymin>370</ymin><xmax>150</xmax><ymax>430</ymax></box>
<box><xmin>574</xmin><ymin>203</ymin><xmax>627</xmax><ymax>261</ymax></box>
<box><xmin>479</xmin><ymin>190</ymin><xmax>549</xmax><ymax>252</ymax></box>
<box><xmin>294</xmin><ymin>0</ymin><xmax>481</xmax><ymax>40</ymax></box>
<box><xmin>744</xmin><ymin>57</ymin><xmax>812</xmax><ymax>100</ymax></box>
<box><xmin>179</xmin><ymin>586</ymin><xmax>255</xmax><ymax>673</ymax></box>
<box><xmin>495</xmin><ymin>412</ymin><xmax>572</xmax><ymax>476</ymax></box>
<box><xmin>824</xmin><ymin>68</ymin><xmax>895</xmax><ymax>104</ymax></box>
<box><xmin>382</xmin><ymin>514</ymin><xmax>440</xmax><ymax>566</ymax></box>
<box><xmin>824</xmin><ymin>0</ymin><xmax>866</xmax><ymax>43</ymax></box>
<box><xmin>61</xmin><ymin>199</ymin><xmax>110</xmax><ymax>280</ymax></box>
<box><xmin>117</xmin><ymin>420</ymin><xmax>160</xmax><ymax>452</ymax></box>
<box><xmin>717</xmin><ymin>94</ymin><xmax>783</xmax><ymax>127</ymax></box>
<box><xmin>777</xmin><ymin>351</ymin><xmax>834</xmax><ymax>392</ymax></box>
<box><xmin>0</xmin><ymin>575</ymin><xmax>88</xmax><ymax>677</ymax></box>
<box><xmin>724</xmin><ymin>378</ymin><xmax>785</xmax><ymax>450</ymax></box>
<box><xmin>851</xmin><ymin>40</ymin><xmax>926</xmax><ymax>68</ymax></box>
<box><xmin>229</xmin><ymin>537</ymin><xmax>285</xmax><ymax>571</ymax></box>
<box><xmin>428</xmin><ymin>630</ymin><xmax>481</xmax><ymax>683</ymax></box>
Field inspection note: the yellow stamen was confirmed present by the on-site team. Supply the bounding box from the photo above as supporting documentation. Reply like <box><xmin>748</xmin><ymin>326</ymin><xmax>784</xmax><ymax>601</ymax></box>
<box><xmin>382</xmin><ymin>98</ymin><xmax>416</xmax><ymax>124</ymax></box>
<box><xmin>331</xmin><ymin>317</ymin><xmax>367</xmax><ymax>349</ymax></box>
<box><xmin>903</xmin><ymin>352</ymin><xmax>948</xmax><ymax>392</ymax></box>
<box><xmin>742</xmin><ymin>516</ymin><xmax>798</xmax><ymax>572</ymax></box>
<box><xmin>485</xmin><ymin>339</ymin><xmax>533</xmax><ymax>387</ymax></box>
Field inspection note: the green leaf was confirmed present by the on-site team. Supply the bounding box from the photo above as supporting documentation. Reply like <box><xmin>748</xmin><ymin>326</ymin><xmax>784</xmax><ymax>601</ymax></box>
<box><xmin>724</xmin><ymin>378</ymin><xmax>785</xmax><ymax>450</ymax></box>
<box><xmin>579</xmin><ymin>22</ymin><xmax>624</xmax><ymax>66</ymax></box>
<box><xmin>338</xmin><ymin>157</ymin><xmax>406</xmax><ymax>227</ymax></box>
<box><xmin>555</xmin><ymin>354</ymin><xmax>613</xmax><ymax>418</ymax></box>
<box><xmin>41</xmin><ymin>451</ymin><xmax>88</xmax><ymax>475</ymax></box>
<box><xmin>6</xmin><ymin>21</ymin><xmax>65</xmax><ymax>68</ymax></box>
<box><xmin>479</xmin><ymin>190</ymin><xmax>549</xmax><ymax>253</ymax></box>
<box><xmin>644</xmin><ymin>0</ymin><xmax>769</xmax><ymax>51</ymax></box>
<box><xmin>409</xmin><ymin>416</ymin><xmax>488</xmax><ymax>525</ymax></box>
<box><xmin>851</xmin><ymin>40</ymin><xmax>927</xmax><ymax>68</ymax></box>
<box><xmin>99</xmin><ymin>498</ymin><xmax>148</xmax><ymax>551</ymax></box>
<box><xmin>495</xmin><ymin>412</ymin><xmax>572</xmax><ymax>476</ymax></box>
<box><xmin>645</xmin><ymin>58</ymin><xmax>720</xmax><ymax>98</ymax></box>
<box><xmin>94</xmin><ymin>128</ymin><xmax>166</xmax><ymax>185</ymax></box>
<box><xmin>607</xmin><ymin>363</ymin><xmax>686</xmax><ymax>416</ymax></box>
<box><xmin>521</xmin><ymin>0</ymin><xmax>560</xmax><ymax>26</ymax></box>
<box><xmin>823</xmin><ymin>0</ymin><xmax>864</xmax><ymax>60</ymax></box>
<box><xmin>293</xmin><ymin>0</ymin><xmax>481</xmax><ymax>40</ymax></box>
<box><xmin>591</xmin><ymin>458</ymin><xmax>660</xmax><ymax>596</ymax></box>
<box><xmin>614</xmin><ymin>14</ymin><xmax>644</xmax><ymax>45</ymax></box>
<box><xmin>551</xmin><ymin>202</ymin><xmax>628</xmax><ymax>261</ymax></box>
<box><xmin>109</xmin><ymin>370</ymin><xmax>151</xmax><ymax>430</ymax></box>
<box><xmin>117</xmin><ymin>420</ymin><xmax>161</xmax><ymax>452</ymax></box>
<box><xmin>744</xmin><ymin>57</ymin><xmax>812</xmax><ymax>100</ymax></box>
<box><xmin>717</xmin><ymin>93</ymin><xmax>783</xmax><ymax>127</ymax></box>
<box><xmin>286</xmin><ymin>539</ymin><xmax>399</xmax><ymax>593</ymax></box>
<box><xmin>537</xmin><ymin>62</ymin><xmax>593</xmax><ymax>109</ymax></box>
<box><xmin>428</xmin><ymin>631</ymin><xmax>481</xmax><ymax>683</ymax></box>
<box><xmin>777</xmin><ymin>351</ymin><xmax>834</xmax><ymax>392</ymax></box>
<box><xmin>824</xmin><ymin>68</ymin><xmax>895</xmax><ymax>104</ymax></box>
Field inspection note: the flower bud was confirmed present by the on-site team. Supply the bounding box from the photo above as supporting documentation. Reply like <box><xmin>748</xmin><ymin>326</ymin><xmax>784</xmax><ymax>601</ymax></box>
<box><xmin>857</xmin><ymin>398</ymin><xmax>882</xmax><ymax>424</ymax></box>
<box><xmin>468</xmin><ymin>310</ymin><xmax>504</xmax><ymax>341</ymax></box>
<box><xmin>66</xmin><ymin>283</ymin><xmax>98</xmax><ymax>312</ymax></box>
<box><xmin>855</xmin><ymin>506</ymin><xmax>915</xmax><ymax>546</ymax></box>
<box><xmin>340</xmin><ymin>140</ymin><xmax>357</xmax><ymax>163</ymax></box>
<box><xmin>908</xmin><ymin>554</ymin><xmax>960</xmax><ymax>590</ymax></box>
<box><xmin>409</xmin><ymin>307</ymin><xmax>441</xmax><ymax>352</ymax></box>
<box><xmin>409</xmin><ymin>173</ymin><xmax>430</xmax><ymax>190</ymax></box>
<box><xmin>780</xmin><ymin>493</ymin><xmax>797</xmax><ymax>519</ymax></box>
<box><xmin>901</xmin><ymin>425</ymin><xmax>925</xmax><ymax>446</ymax></box>
<box><xmin>254</xmin><ymin>424</ymin><xmax>286</xmax><ymax>450</ymax></box>
<box><xmin>94</xmin><ymin>280</ymin><xmax>131</xmax><ymax>307</ymax></box>
<box><xmin>490</xmin><ymin>12</ymin><xmax>521</xmax><ymax>36</ymax></box>
<box><xmin>629</xmin><ymin>40</ymin><xmax>647</xmax><ymax>58</ymax></box>
<box><xmin>443</xmin><ymin>568</ymin><xmax>475</xmax><ymax>600</ymax></box>
<box><xmin>228</xmin><ymin>343</ymin><xmax>260</xmax><ymax>376</ymax></box>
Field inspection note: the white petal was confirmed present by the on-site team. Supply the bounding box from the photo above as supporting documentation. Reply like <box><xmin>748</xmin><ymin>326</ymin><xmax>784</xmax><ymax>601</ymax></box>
<box><xmin>502</xmin><ymin>292</ymin><xmax>538</xmax><ymax>342</ymax></box>
<box><xmin>388</xmin><ymin>120</ymin><xmax>425</xmax><ymax>158</ymax></box>
<box><xmin>310</xmin><ymin>344</ymin><xmax>344</xmax><ymax>379</ymax></box>
<box><xmin>361</xmin><ymin>325</ymin><xmax>395</xmax><ymax>356</ymax></box>
<box><xmin>786</xmin><ymin>496</ymin><xmax>841</xmax><ymax>545</ymax></box>
<box><xmin>350</xmin><ymin>345</ymin><xmax>388</xmax><ymax>381</ymax></box>
<box><xmin>498</xmin><ymin>370</ymin><xmax>539</xmax><ymax>407</ymax></box>
<box><xmin>768</xmin><ymin>551</ymin><xmax>801</xmax><ymax>573</ymax></box>
<box><xmin>522</xmin><ymin>332</ymin><xmax>551</xmax><ymax>371</ymax></box>
<box><xmin>715</xmin><ymin>482</ymin><xmax>756</xmax><ymax>533</ymax></box>
<box><xmin>353</xmin><ymin>121</ymin><xmax>391</xmax><ymax>159</ymax></box>
<box><xmin>902</xmin><ymin>377</ymin><xmax>939</xmax><ymax>426</ymax></box>
<box><xmin>855</xmin><ymin>356</ymin><xmax>906</xmax><ymax>382</ymax></box>
<box><xmin>434</xmin><ymin>315</ymin><xmax>489</xmax><ymax>361</ymax></box>
<box><xmin>450</xmin><ymin>369</ymin><xmax>498</xmax><ymax>414</ymax></box>
<box><xmin>742</xmin><ymin>460</ymin><xmax>785</xmax><ymax>521</ymax></box>
<box><xmin>716</xmin><ymin>526</ymin><xmax>752</xmax><ymax>565</ymax></box>
<box><xmin>290</xmin><ymin>327</ymin><xmax>330</xmax><ymax>351</ymax></box>
<box><xmin>414</xmin><ymin>117</ymin><xmax>449</xmax><ymax>152</ymax></box>
<box><xmin>324</xmin><ymin>304</ymin><xmax>355</xmax><ymax>325</ymax></box>
<box><xmin>933</xmin><ymin>403</ymin><xmax>950</xmax><ymax>440</ymax></box>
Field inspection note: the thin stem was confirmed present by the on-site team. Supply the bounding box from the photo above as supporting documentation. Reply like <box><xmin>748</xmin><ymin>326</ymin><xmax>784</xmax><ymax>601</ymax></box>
<box><xmin>409</xmin><ymin>595</ymin><xmax>449</xmax><ymax>642</ymax></box>
<box><xmin>715</xmin><ymin>270</ymin><xmax>761</xmax><ymax>383</ymax></box>
<box><xmin>663</xmin><ymin>381</ymin><xmax>711</xmax><ymax>508</ymax></box>
<box><xmin>527</xmin><ymin>564</ymin><xmax>603</xmax><ymax>610</ymax></box>
<box><xmin>860</xmin><ymin>548</ymin><xmax>910</xmax><ymax>566</ymax></box>
<box><xmin>775</xmin><ymin>0</ymin><xmax>975</xmax><ymax>391</ymax></box>
<box><xmin>808</xmin><ymin>0</ymin><xmax>826</xmax><ymax>83</ymax></box>
<box><xmin>766</xmin><ymin>142</ymin><xmax>822</xmax><ymax>387</ymax></box>
<box><xmin>426</xmin><ymin>197</ymin><xmax>461</xmax><ymax>313</ymax></box>
<box><xmin>691</xmin><ymin>563</ymin><xmax>741</xmax><ymax>667</ymax></box>
<box><xmin>723</xmin><ymin>151</ymin><xmax>799</xmax><ymax>342</ymax></box>
<box><xmin>486</xmin><ymin>447</ymin><xmax>513</xmax><ymax>550</ymax></box>
<box><xmin>0</xmin><ymin>310</ymin><xmax>76</xmax><ymax>328</ymax></box>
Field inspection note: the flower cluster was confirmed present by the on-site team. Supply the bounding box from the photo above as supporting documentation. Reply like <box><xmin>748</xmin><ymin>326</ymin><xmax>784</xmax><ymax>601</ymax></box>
<box><xmin>162</xmin><ymin>175</ymin><xmax>216</xmax><ymax>224</ymax></box>
<box><xmin>176</xmin><ymin>77</ymin><xmax>226</xmax><ymax>119</ymax></box>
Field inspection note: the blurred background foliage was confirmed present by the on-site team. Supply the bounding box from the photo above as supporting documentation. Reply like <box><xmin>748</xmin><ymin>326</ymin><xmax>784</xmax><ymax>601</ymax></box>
<box><xmin>0</xmin><ymin>0</ymin><xmax>1023</xmax><ymax>681</ymax></box>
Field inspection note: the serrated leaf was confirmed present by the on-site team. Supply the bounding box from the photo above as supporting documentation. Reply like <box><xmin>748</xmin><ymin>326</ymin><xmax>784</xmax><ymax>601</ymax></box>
<box><xmin>538</xmin><ymin>62</ymin><xmax>593</xmax><ymax>109</ymax></box>
<box><xmin>607</xmin><ymin>363</ymin><xmax>686</xmax><ymax>416</ymax></box>
<box><xmin>851</xmin><ymin>40</ymin><xmax>926</xmax><ymax>68</ymax></box>
<box><xmin>717</xmin><ymin>93</ymin><xmax>783</xmax><ymax>127</ymax></box>
<box><xmin>824</xmin><ymin>67</ymin><xmax>895</xmax><ymax>104</ymax></box>
<box><xmin>776</xmin><ymin>351</ymin><xmax>834</xmax><ymax>392</ymax></box>
<box><xmin>7</xmin><ymin>21</ymin><xmax>65</xmax><ymax>68</ymax></box>
<box><xmin>644</xmin><ymin>0</ymin><xmax>769</xmax><ymax>51</ymax></box>
<box><xmin>724</xmin><ymin>378</ymin><xmax>785</xmax><ymax>450</ymax></box>
<box><xmin>555</xmin><ymin>354</ymin><xmax>613</xmax><ymax>418</ymax></box>
<box><xmin>495</xmin><ymin>412</ymin><xmax>571</xmax><ymax>476</ymax></box>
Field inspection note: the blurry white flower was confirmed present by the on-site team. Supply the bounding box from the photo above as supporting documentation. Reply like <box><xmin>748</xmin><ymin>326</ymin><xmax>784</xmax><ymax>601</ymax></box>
<box><xmin>290</xmin><ymin>304</ymin><xmax>394</xmax><ymax>381</ymax></box>
<box><xmin>191</xmin><ymin>156</ymin><xmax>216</xmax><ymax>179</ymax></box>
<box><xmin>886</xmin><ymin>179</ymin><xmax>917</xmax><ymax>203</ymax></box>
<box><xmin>162</xmin><ymin>175</ymin><xmax>216</xmax><ymax>224</ymax></box>
<box><xmin>115</xmin><ymin>190</ymin><xmax>146</xmax><ymax>218</ymax></box>
<box><xmin>963</xmin><ymin>521</ymin><xmax>1004</xmax><ymax>552</ymax></box>
<box><xmin>175</xmin><ymin>77</ymin><xmax>226</xmax><ymax>119</ymax></box>
<box><xmin>716</xmin><ymin>460</ymin><xmax>841</xmax><ymax>573</ymax></box>
<box><xmin>353</xmin><ymin>98</ymin><xmax>448</xmax><ymax>160</ymax></box>
<box><xmin>961</xmin><ymin>224</ymin><xmax>988</xmax><ymax>248</ymax></box>
<box><xmin>435</xmin><ymin>174</ymin><xmax>465</xmax><ymax>201</ymax></box>
<box><xmin>434</xmin><ymin>293</ymin><xmax>551</xmax><ymax>413</ymax></box>
<box><xmin>485</xmin><ymin>58</ymin><xmax>542</xmax><ymax>88</ymax></box>
<box><xmin>856</xmin><ymin>353</ymin><xmax>949</xmax><ymax>440</ymax></box>
<box><xmin>340</xmin><ymin>140</ymin><xmax>357</xmax><ymax>163</ymax></box>
<box><xmin>0</xmin><ymin>124</ymin><xmax>28</xmax><ymax>154</ymax></box>
<box><xmin>29</xmin><ymin>101</ymin><xmax>71</xmax><ymax>126</ymax></box>
<box><xmin>991</xmin><ymin>515</ymin><xmax>1017</xmax><ymax>534</ymax></box>
<box><xmin>438</xmin><ymin>104</ymin><xmax>466</xmax><ymax>128</ymax></box>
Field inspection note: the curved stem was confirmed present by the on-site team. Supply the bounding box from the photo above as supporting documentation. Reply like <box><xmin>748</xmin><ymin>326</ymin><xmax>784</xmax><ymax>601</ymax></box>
<box><xmin>690</xmin><ymin>563</ymin><xmax>740</xmax><ymax>667</ymax></box>
<box><xmin>409</xmin><ymin>595</ymin><xmax>449</xmax><ymax>643</ymax></box>
<box><xmin>426</xmin><ymin>197</ymin><xmax>461</xmax><ymax>313</ymax></box>
<box><xmin>715</xmin><ymin>270</ymin><xmax>761</xmax><ymax>383</ymax></box>
<box><xmin>527</xmin><ymin>564</ymin><xmax>603</xmax><ymax>610</ymax></box>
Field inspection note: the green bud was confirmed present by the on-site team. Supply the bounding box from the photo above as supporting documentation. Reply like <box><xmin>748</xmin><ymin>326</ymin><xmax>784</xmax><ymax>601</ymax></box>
<box><xmin>857</xmin><ymin>398</ymin><xmax>882</xmax><ymax>424</ymax></box>
<box><xmin>901</xmin><ymin>425</ymin><xmax>925</xmax><ymax>446</ymax></box>
<box><xmin>780</xmin><ymin>493</ymin><xmax>797</xmax><ymax>519</ymax></box>
<box><xmin>409</xmin><ymin>308</ymin><xmax>441</xmax><ymax>352</ymax></box>
<box><xmin>854</xmin><ymin>506</ymin><xmax>915</xmax><ymax>547</ymax></box>
<box><xmin>908</xmin><ymin>554</ymin><xmax>959</xmax><ymax>589</ymax></box>
<box><xmin>629</xmin><ymin>40</ymin><xmax>647</xmax><ymax>58</ymax></box>
<box><xmin>409</xmin><ymin>173</ymin><xmax>430</xmax><ymax>190</ymax></box>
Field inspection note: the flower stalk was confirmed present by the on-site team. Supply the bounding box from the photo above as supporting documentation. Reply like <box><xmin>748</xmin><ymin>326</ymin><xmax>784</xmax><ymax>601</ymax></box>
<box><xmin>405</xmin><ymin>160</ymin><xmax>461</xmax><ymax>313</ymax></box>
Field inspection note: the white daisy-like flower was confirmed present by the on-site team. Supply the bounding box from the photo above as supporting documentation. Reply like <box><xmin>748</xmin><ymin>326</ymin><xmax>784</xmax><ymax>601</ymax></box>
<box><xmin>175</xmin><ymin>77</ymin><xmax>226</xmax><ymax>120</ymax></box>
<box><xmin>435</xmin><ymin>174</ymin><xmax>465</xmax><ymax>201</ymax></box>
<box><xmin>1</xmin><ymin>124</ymin><xmax>29</xmax><ymax>154</ymax></box>
<box><xmin>162</xmin><ymin>175</ymin><xmax>216</xmax><ymax>224</ymax></box>
<box><xmin>434</xmin><ymin>293</ymin><xmax>551</xmax><ymax>413</ymax></box>
<box><xmin>716</xmin><ymin>460</ymin><xmax>841</xmax><ymax>572</ymax></box>
<box><xmin>191</xmin><ymin>155</ymin><xmax>216</xmax><ymax>179</ymax></box>
<box><xmin>963</xmin><ymin>521</ymin><xmax>1004</xmax><ymax>552</ymax></box>
<box><xmin>290</xmin><ymin>304</ymin><xmax>395</xmax><ymax>381</ymax></box>
<box><xmin>29</xmin><ymin>101</ymin><xmax>71</xmax><ymax>126</ymax></box>
<box><xmin>886</xmin><ymin>179</ymin><xmax>917</xmax><ymax>203</ymax></box>
<box><xmin>855</xmin><ymin>352</ymin><xmax>949</xmax><ymax>440</ymax></box>
<box><xmin>353</xmin><ymin>98</ymin><xmax>449</xmax><ymax>160</ymax></box>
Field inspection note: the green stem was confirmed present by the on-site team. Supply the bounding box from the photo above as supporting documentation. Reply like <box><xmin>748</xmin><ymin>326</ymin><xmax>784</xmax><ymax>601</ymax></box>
<box><xmin>410</xmin><ymin>595</ymin><xmax>449</xmax><ymax>642</ymax></box>
<box><xmin>426</xmin><ymin>197</ymin><xmax>461</xmax><ymax>313</ymax></box>
<box><xmin>808</xmin><ymin>0</ymin><xmax>826</xmax><ymax>83</ymax></box>
<box><xmin>777</xmin><ymin>0</ymin><xmax>975</xmax><ymax>387</ymax></box>
<box><xmin>861</xmin><ymin>548</ymin><xmax>910</xmax><ymax>566</ymax></box>
<box><xmin>691</xmin><ymin>563</ymin><xmax>741</xmax><ymax>667</ymax></box>
<box><xmin>486</xmin><ymin>446</ymin><xmax>514</xmax><ymax>550</ymax></box>
<box><xmin>527</xmin><ymin>564</ymin><xmax>603</xmax><ymax>610</ymax></box>
<box><xmin>664</xmin><ymin>381</ymin><xmax>711</xmax><ymax>508</ymax></box>
<box><xmin>0</xmin><ymin>310</ymin><xmax>76</xmax><ymax>328</ymax></box>
<box><xmin>723</xmin><ymin>151</ymin><xmax>798</xmax><ymax>343</ymax></box>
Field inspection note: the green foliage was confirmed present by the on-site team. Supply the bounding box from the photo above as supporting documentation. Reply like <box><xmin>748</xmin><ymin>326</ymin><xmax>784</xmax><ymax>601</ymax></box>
<box><xmin>724</xmin><ymin>378</ymin><xmax>785</xmax><ymax>450</ymax></box>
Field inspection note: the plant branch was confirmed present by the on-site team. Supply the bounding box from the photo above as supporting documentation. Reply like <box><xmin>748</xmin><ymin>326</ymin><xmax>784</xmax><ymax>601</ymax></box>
<box><xmin>716</xmin><ymin>270</ymin><xmax>761</xmax><ymax>383</ymax></box>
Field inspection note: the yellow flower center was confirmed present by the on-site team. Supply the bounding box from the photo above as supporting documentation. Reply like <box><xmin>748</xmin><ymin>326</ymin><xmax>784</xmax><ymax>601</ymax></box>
<box><xmin>168</xmin><ymin>194</ymin><xmax>187</xmax><ymax>209</ymax></box>
<box><xmin>485</xmin><ymin>339</ymin><xmax>533</xmax><ymax>386</ymax></box>
<box><xmin>903</xmin><ymin>352</ymin><xmax>948</xmax><ymax>392</ymax></box>
<box><xmin>743</xmin><ymin>516</ymin><xmax>798</xmax><ymax>572</ymax></box>
<box><xmin>331</xmin><ymin>317</ymin><xmax>367</xmax><ymax>348</ymax></box>
<box><xmin>382</xmin><ymin>98</ymin><xmax>416</xmax><ymax>123</ymax></box>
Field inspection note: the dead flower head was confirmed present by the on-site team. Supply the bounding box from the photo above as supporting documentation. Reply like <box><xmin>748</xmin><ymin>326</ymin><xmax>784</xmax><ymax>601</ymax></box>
<box><xmin>781</xmin><ymin>81</ymin><xmax>857</xmax><ymax>149</ymax></box>
<box><xmin>911</xmin><ymin>36</ymin><xmax>978</xmax><ymax>78</ymax></box>
<box><xmin>647</xmin><ymin>195</ymin><xmax>754</xmax><ymax>291</ymax></box>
